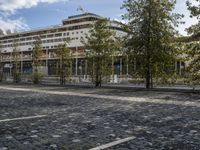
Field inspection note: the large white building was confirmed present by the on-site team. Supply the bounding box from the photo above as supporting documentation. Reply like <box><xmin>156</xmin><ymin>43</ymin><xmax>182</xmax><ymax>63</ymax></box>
<box><xmin>0</xmin><ymin>13</ymin><xmax>126</xmax><ymax>78</ymax></box>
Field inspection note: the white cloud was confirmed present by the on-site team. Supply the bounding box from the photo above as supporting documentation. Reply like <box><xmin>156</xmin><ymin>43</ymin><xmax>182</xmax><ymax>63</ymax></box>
<box><xmin>174</xmin><ymin>0</ymin><xmax>199</xmax><ymax>35</ymax></box>
<box><xmin>0</xmin><ymin>0</ymin><xmax>68</xmax><ymax>34</ymax></box>
<box><xmin>0</xmin><ymin>17</ymin><xmax>29</xmax><ymax>34</ymax></box>
<box><xmin>0</xmin><ymin>0</ymin><xmax>68</xmax><ymax>14</ymax></box>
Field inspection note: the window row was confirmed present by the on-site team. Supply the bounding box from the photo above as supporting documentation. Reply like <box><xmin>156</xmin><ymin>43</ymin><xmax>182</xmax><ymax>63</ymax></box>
<box><xmin>0</xmin><ymin>31</ymin><xmax>85</xmax><ymax>44</ymax></box>
<box><xmin>0</xmin><ymin>37</ymin><xmax>83</xmax><ymax>48</ymax></box>
<box><xmin>0</xmin><ymin>24</ymin><xmax>90</xmax><ymax>41</ymax></box>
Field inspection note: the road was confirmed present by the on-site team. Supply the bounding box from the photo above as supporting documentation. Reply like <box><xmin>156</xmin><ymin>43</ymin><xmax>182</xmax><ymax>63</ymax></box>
<box><xmin>0</xmin><ymin>85</ymin><xmax>200</xmax><ymax>150</ymax></box>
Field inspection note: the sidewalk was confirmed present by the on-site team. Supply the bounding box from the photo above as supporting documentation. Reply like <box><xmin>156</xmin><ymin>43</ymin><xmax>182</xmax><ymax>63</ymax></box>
<box><xmin>1</xmin><ymin>80</ymin><xmax>199</xmax><ymax>93</ymax></box>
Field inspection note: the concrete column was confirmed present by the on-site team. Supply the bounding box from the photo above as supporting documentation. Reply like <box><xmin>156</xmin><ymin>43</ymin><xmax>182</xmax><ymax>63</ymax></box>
<box><xmin>126</xmin><ymin>55</ymin><xmax>129</xmax><ymax>76</ymax></box>
<box><xmin>46</xmin><ymin>49</ymin><xmax>48</xmax><ymax>67</ymax></box>
<box><xmin>46</xmin><ymin>49</ymin><xmax>48</xmax><ymax>75</ymax></box>
<box><xmin>10</xmin><ymin>53</ymin><xmax>12</xmax><ymax>77</ymax></box>
<box><xmin>21</xmin><ymin>51</ymin><xmax>23</xmax><ymax>75</ymax></box>
<box><xmin>120</xmin><ymin>57</ymin><xmax>123</xmax><ymax>76</ymax></box>
<box><xmin>175</xmin><ymin>61</ymin><xmax>177</xmax><ymax>71</ymax></box>
<box><xmin>0</xmin><ymin>54</ymin><xmax>2</xmax><ymax>77</ymax></box>
<box><xmin>85</xmin><ymin>59</ymin><xmax>87</xmax><ymax>79</ymax></box>
<box><xmin>175</xmin><ymin>61</ymin><xmax>177</xmax><ymax>74</ymax></box>
<box><xmin>134</xmin><ymin>58</ymin><xmax>136</xmax><ymax>71</ymax></box>
<box><xmin>112</xmin><ymin>56</ymin><xmax>114</xmax><ymax>82</ymax></box>
<box><xmin>75</xmin><ymin>47</ymin><xmax>78</xmax><ymax>76</ymax></box>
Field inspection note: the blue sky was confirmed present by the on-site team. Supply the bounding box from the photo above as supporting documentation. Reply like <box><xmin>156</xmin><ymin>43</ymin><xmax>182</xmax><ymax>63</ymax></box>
<box><xmin>0</xmin><ymin>0</ymin><xmax>198</xmax><ymax>35</ymax></box>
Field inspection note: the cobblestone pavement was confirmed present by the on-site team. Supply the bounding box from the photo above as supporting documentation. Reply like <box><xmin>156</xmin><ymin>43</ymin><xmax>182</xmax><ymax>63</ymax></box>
<box><xmin>0</xmin><ymin>85</ymin><xmax>200</xmax><ymax>150</ymax></box>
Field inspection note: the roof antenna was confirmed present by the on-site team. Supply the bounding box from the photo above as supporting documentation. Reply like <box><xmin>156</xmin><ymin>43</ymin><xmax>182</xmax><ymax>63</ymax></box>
<box><xmin>77</xmin><ymin>6</ymin><xmax>88</xmax><ymax>14</ymax></box>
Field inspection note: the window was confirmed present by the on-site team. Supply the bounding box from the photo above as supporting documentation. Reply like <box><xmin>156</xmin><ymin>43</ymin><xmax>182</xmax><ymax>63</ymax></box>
<box><xmin>63</xmin><ymin>37</ymin><xmax>70</xmax><ymax>41</ymax></box>
<box><xmin>26</xmin><ymin>37</ymin><xmax>32</xmax><ymax>40</ymax></box>
<box><xmin>41</xmin><ymin>35</ymin><xmax>46</xmax><ymax>39</ymax></box>
<box><xmin>47</xmin><ymin>34</ymin><xmax>54</xmax><ymax>38</ymax></box>
<box><xmin>55</xmin><ymin>33</ymin><xmax>62</xmax><ymax>37</ymax></box>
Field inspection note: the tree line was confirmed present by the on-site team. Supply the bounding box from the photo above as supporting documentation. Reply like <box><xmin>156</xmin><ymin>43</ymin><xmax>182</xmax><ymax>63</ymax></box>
<box><xmin>84</xmin><ymin>0</ymin><xmax>199</xmax><ymax>88</ymax></box>
<box><xmin>0</xmin><ymin>0</ymin><xmax>199</xmax><ymax>88</ymax></box>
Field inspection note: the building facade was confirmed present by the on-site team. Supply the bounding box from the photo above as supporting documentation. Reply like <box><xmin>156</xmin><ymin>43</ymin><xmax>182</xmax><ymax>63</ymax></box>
<box><xmin>0</xmin><ymin>13</ymin><xmax>127</xmax><ymax>80</ymax></box>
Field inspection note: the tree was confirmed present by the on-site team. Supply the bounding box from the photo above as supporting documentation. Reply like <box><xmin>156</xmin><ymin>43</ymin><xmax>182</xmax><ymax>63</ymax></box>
<box><xmin>32</xmin><ymin>36</ymin><xmax>43</xmax><ymax>84</ymax></box>
<box><xmin>55</xmin><ymin>42</ymin><xmax>72</xmax><ymax>86</ymax></box>
<box><xmin>186</xmin><ymin>0</ymin><xmax>200</xmax><ymax>39</ymax></box>
<box><xmin>122</xmin><ymin>0</ymin><xmax>183</xmax><ymax>88</ymax></box>
<box><xmin>82</xmin><ymin>19</ymin><xmax>119</xmax><ymax>87</ymax></box>
<box><xmin>12</xmin><ymin>40</ymin><xmax>21</xmax><ymax>83</ymax></box>
<box><xmin>186</xmin><ymin>0</ymin><xmax>200</xmax><ymax>87</ymax></box>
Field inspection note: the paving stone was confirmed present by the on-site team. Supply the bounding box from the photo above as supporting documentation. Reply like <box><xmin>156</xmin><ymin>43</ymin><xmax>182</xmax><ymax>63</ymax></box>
<box><xmin>72</xmin><ymin>139</ymin><xmax>81</xmax><ymax>143</ymax></box>
<box><xmin>50</xmin><ymin>144</ymin><xmax>57</xmax><ymax>148</ymax></box>
<box><xmin>52</xmin><ymin>135</ymin><xmax>61</xmax><ymax>138</ymax></box>
<box><xmin>30</xmin><ymin>135</ymin><xmax>38</xmax><ymax>138</ymax></box>
<box><xmin>0</xmin><ymin>147</ymin><xmax>8</xmax><ymax>150</ymax></box>
<box><xmin>5</xmin><ymin>136</ymin><xmax>13</xmax><ymax>139</ymax></box>
<box><xmin>1</xmin><ymin>85</ymin><xmax>200</xmax><ymax>149</ymax></box>
<box><xmin>89</xmin><ymin>135</ymin><xmax>97</xmax><ymax>138</ymax></box>
<box><xmin>31</xmin><ymin>130</ymin><xmax>38</xmax><ymax>133</ymax></box>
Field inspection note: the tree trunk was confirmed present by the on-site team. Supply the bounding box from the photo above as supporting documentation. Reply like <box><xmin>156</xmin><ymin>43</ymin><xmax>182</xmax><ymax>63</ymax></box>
<box><xmin>150</xmin><ymin>71</ymin><xmax>153</xmax><ymax>88</ymax></box>
<box><xmin>95</xmin><ymin>57</ymin><xmax>100</xmax><ymax>87</ymax></box>
<box><xmin>95</xmin><ymin>73</ymin><xmax>100</xmax><ymax>87</ymax></box>
<box><xmin>99</xmin><ymin>74</ymin><xmax>102</xmax><ymax>87</ymax></box>
<box><xmin>146</xmin><ymin>54</ymin><xmax>151</xmax><ymax>89</ymax></box>
<box><xmin>145</xmin><ymin>0</ymin><xmax>153</xmax><ymax>89</ymax></box>
<box><xmin>146</xmin><ymin>70</ymin><xmax>151</xmax><ymax>89</ymax></box>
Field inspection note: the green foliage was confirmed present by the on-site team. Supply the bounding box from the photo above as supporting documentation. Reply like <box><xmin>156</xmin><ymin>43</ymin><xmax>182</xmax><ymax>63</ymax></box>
<box><xmin>32</xmin><ymin>36</ymin><xmax>43</xmax><ymax>84</ymax></box>
<box><xmin>55</xmin><ymin>42</ymin><xmax>72</xmax><ymax>86</ymax></box>
<box><xmin>186</xmin><ymin>0</ymin><xmax>200</xmax><ymax>39</ymax></box>
<box><xmin>122</xmin><ymin>0</ymin><xmax>182</xmax><ymax>88</ymax></box>
<box><xmin>185</xmin><ymin>0</ymin><xmax>200</xmax><ymax>87</ymax></box>
<box><xmin>82</xmin><ymin>19</ymin><xmax>120</xmax><ymax>87</ymax></box>
<box><xmin>32</xmin><ymin>72</ymin><xmax>43</xmax><ymax>84</ymax></box>
<box><xmin>12</xmin><ymin>40</ymin><xmax>21</xmax><ymax>83</ymax></box>
<box><xmin>186</xmin><ymin>41</ymin><xmax>200</xmax><ymax>85</ymax></box>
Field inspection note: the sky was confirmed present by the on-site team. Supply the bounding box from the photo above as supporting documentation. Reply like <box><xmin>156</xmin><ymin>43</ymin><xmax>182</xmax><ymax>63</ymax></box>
<box><xmin>0</xmin><ymin>0</ymin><xmax>198</xmax><ymax>36</ymax></box>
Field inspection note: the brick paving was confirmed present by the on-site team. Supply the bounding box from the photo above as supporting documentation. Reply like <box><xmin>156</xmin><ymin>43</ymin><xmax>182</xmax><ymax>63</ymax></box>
<box><xmin>0</xmin><ymin>85</ymin><xmax>200</xmax><ymax>150</ymax></box>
